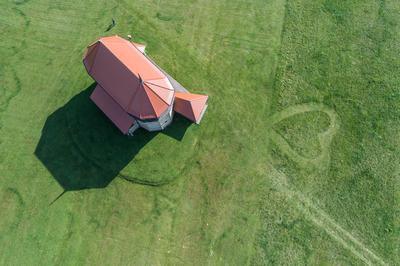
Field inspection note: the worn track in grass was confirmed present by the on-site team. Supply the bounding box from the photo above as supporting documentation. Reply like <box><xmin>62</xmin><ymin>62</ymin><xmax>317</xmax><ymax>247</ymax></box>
<box><xmin>269</xmin><ymin>167</ymin><xmax>387</xmax><ymax>266</ymax></box>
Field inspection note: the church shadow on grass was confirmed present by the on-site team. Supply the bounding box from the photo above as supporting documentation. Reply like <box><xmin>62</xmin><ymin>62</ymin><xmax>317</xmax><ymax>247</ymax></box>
<box><xmin>35</xmin><ymin>83</ymin><xmax>191</xmax><ymax>192</ymax></box>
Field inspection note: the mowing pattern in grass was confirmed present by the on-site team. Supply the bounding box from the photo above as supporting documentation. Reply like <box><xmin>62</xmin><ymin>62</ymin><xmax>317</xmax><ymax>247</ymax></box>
<box><xmin>0</xmin><ymin>0</ymin><xmax>398</xmax><ymax>265</ymax></box>
<box><xmin>256</xmin><ymin>0</ymin><xmax>399</xmax><ymax>265</ymax></box>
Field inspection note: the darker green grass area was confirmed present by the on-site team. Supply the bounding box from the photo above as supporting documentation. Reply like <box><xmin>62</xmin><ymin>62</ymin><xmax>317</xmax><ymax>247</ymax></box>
<box><xmin>35</xmin><ymin>84</ymin><xmax>193</xmax><ymax>190</ymax></box>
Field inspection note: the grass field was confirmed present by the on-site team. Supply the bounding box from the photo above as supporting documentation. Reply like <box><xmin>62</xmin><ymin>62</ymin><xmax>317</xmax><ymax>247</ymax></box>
<box><xmin>0</xmin><ymin>0</ymin><xmax>399</xmax><ymax>265</ymax></box>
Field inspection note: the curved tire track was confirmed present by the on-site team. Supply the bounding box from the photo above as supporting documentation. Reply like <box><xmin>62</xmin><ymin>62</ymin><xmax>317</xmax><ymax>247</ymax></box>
<box><xmin>0</xmin><ymin>188</ymin><xmax>24</xmax><ymax>237</ymax></box>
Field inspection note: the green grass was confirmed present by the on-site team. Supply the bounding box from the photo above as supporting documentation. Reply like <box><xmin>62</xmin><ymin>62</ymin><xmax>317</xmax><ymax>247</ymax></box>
<box><xmin>0</xmin><ymin>0</ymin><xmax>398</xmax><ymax>265</ymax></box>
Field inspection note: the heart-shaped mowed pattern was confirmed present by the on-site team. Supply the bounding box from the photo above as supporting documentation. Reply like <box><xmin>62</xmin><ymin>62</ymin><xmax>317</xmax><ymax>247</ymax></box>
<box><xmin>268</xmin><ymin>103</ymin><xmax>339</xmax><ymax>168</ymax></box>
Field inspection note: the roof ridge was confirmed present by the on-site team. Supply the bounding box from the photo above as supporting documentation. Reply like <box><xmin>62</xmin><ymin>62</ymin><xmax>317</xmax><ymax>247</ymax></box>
<box><xmin>126</xmin><ymin>80</ymin><xmax>142</xmax><ymax>114</ymax></box>
<box><xmin>97</xmin><ymin>42</ymin><xmax>149</xmax><ymax>116</ymax></box>
<box><xmin>135</xmin><ymin>84</ymin><xmax>147</xmax><ymax>119</ymax></box>
<box><xmin>104</xmin><ymin>36</ymin><xmax>163</xmax><ymax>80</ymax></box>
<box><xmin>144</xmin><ymin>79</ymin><xmax>172</xmax><ymax>91</ymax></box>
<box><xmin>142</xmin><ymin>85</ymin><xmax>159</xmax><ymax>118</ymax></box>
<box><xmin>188</xmin><ymin>101</ymin><xmax>196</xmax><ymax>121</ymax></box>
<box><xmin>85</xmin><ymin>42</ymin><xmax>101</xmax><ymax>74</ymax></box>
<box><xmin>176</xmin><ymin>92</ymin><xmax>206</xmax><ymax>101</ymax></box>
<box><xmin>144</xmin><ymin>83</ymin><xmax>172</xmax><ymax>105</ymax></box>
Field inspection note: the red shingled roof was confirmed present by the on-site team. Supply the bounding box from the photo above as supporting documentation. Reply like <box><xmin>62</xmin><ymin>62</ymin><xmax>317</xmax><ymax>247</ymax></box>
<box><xmin>83</xmin><ymin>35</ymin><xmax>174</xmax><ymax>120</ymax></box>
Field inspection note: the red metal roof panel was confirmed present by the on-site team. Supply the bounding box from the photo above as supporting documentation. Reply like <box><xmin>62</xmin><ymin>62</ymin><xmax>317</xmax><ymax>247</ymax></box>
<box><xmin>83</xmin><ymin>36</ymin><xmax>174</xmax><ymax>120</ymax></box>
<box><xmin>174</xmin><ymin>92</ymin><xmax>208</xmax><ymax>124</ymax></box>
<box><xmin>90</xmin><ymin>84</ymin><xmax>135</xmax><ymax>134</ymax></box>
